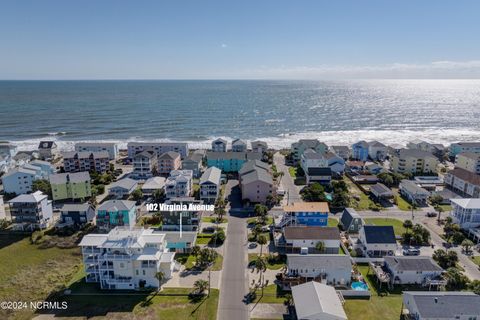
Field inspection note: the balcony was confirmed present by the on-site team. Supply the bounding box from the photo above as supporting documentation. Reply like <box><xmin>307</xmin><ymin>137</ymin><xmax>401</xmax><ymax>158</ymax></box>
<box><xmin>101</xmin><ymin>253</ymin><xmax>132</xmax><ymax>261</ymax></box>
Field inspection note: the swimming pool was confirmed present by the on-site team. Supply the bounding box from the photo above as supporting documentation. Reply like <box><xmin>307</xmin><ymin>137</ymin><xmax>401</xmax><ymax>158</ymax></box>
<box><xmin>351</xmin><ymin>281</ymin><xmax>369</xmax><ymax>291</ymax></box>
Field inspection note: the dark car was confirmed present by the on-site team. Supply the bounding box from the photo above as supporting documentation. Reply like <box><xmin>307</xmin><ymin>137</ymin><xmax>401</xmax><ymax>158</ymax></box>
<box><xmin>426</xmin><ymin>212</ymin><xmax>437</xmax><ymax>217</ymax></box>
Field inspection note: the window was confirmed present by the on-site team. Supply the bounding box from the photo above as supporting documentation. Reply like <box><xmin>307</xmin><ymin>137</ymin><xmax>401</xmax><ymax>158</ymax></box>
<box><xmin>142</xmin><ymin>270</ymin><xmax>146</xmax><ymax>275</ymax></box>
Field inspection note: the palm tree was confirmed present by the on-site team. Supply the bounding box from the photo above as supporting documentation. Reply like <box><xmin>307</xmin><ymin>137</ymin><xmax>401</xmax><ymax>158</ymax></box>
<box><xmin>193</xmin><ymin>279</ymin><xmax>209</xmax><ymax>295</ymax></box>
<box><xmin>403</xmin><ymin>220</ymin><xmax>413</xmax><ymax>233</ymax></box>
<box><xmin>191</xmin><ymin>245</ymin><xmax>201</xmax><ymax>261</ymax></box>
<box><xmin>315</xmin><ymin>241</ymin><xmax>325</xmax><ymax>253</ymax></box>
<box><xmin>155</xmin><ymin>271</ymin><xmax>165</xmax><ymax>292</ymax></box>
<box><xmin>257</xmin><ymin>234</ymin><xmax>268</xmax><ymax>256</ymax></box>
<box><xmin>461</xmin><ymin>239</ymin><xmax>474</xmax><ymax>254</ymax></box>
<box><xmin>255</xmin><ymin>255</ymin><xmax>267</xmax><ymax>296</ymax></box>
<box><xmin>436</xmin><ymin>205</ymin><xmax>444</xmax><ymax>224</ymax></box>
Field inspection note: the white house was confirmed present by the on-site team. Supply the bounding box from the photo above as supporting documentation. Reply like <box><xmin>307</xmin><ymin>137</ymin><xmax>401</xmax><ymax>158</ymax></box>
<box><xmin>251</xmin><ymin>140</ymin><xmax>268</xmax><ymax>153</ymax></box>
<box><xmin>211</xmin><ymin>138</ymin><xmax>227</xmax><ymax>152</ymax></box>
<box><xmin>199</xmin><ymin>166</ymin><xmax>222</xmax><ymax>204</ymax></box>
<box><xmin>286</xmin><ymin>254</ymin><xmax>352</xmax><ymax>286</ymax></box>
<box><xmin>79</xmin><ymin>227</ymin><xmax>176</xmax><ymax>290</ymax></box>
<box><xmin>8</xmin><ymin>191</ymin><xmax>53</xmax><ymax>230</ymax></box>
<box><xmin>455</xmin><ymin>152</ymin><xmax>480</xmax><ymax>174</ymax></box>
<box><xmin>399</xmin><ymin>180</ymin><xmax>430</xmax><ymax>205</ymax></box>
<box><xmin>282</xmin><ymin>226</ymin><xmax>340</xmax><ymax>254</ymax></box>
<box><xmin>1</xmin><ymin>167</ymin><xmax>38</xmax><ymax>195</ymax></box>
<box><xmin>165</xmin><ymin>170</ymin><xmax>193</xmax><ymax>198</ymax></box>
<box><xmin>0</xmin><ymin>142</ymin><xmax>17</xmax><ymax>158</ymax></box>
<box><xmin>450</xmin><ymin>198</ymin><xmax>480</xmax><ymax>229</ymax></box>
<box><xmin>127</xmin><ymin>142</ymin><xmax>188</xmax><ymax>159</ymax></box>
<box><xmin>292</xmin><ymin>281</ymin><xmax>348</xmax><ymax>320</ymax></box>
<box><xmin>141</xmin><ymin>177</ymin><xmax>166</xmax><ymax>195</ymax></box>
<box><xmin>75</xmin><ymin>142</ymin><xmax>118</xmax><ymax>160</ymax></box>
<box><xmin>109</xmin><ymin>178</ymin><xmax>138</xmax><ymax>199</ymax></box>
<box><xmin>231</xmin><ymin>139</ymin><xmax>247</xmax><ymax>152</ymax></box>
<box><xmin>368</xmin><ymin>141</ymin><xmax>387</xmax><ymax>161</ymax></box>
<box><xmin>402</xmin><ymin>291</ymin><xmax>480</xmax><ymax>320</ymax></box>
<box><xmin>444</xmin><ymin>167</ymin><xmax>480</xmax><ymax>198</ymax></box>
<box><xmin>384</xmin><ymin>256</ymin><xmax>443</xmax><ymax>285</ymax></box>
<box><xmin>358</xmin><ymin>225</ymin><xmax>397</xmax><ymax>257</ymax></box>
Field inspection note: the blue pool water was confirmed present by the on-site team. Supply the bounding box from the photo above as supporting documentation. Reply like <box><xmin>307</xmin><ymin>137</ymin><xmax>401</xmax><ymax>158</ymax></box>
<box><xmin>351</xmin><ymin>281</ymin><xmax>369</xmax><ymax>291</ymax></box>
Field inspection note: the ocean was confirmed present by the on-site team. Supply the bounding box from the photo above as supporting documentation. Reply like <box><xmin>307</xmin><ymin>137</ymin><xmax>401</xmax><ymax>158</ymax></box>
<box><xmin>0</xmin><ymin>79</ymin><xmax>479</xmax><ymax>151</ymax></box>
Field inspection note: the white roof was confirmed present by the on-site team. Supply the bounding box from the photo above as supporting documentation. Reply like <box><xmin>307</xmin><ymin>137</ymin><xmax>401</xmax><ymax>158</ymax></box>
<box><xmin>451</xmin><ymin>198</ymin><xmax>480</xmax><ymax>209</ymax></box>
<box><xmin>78</xmin><ymin>234</ymin><xmax>109</xmax><ymax>246</ymax></box>
<box><xmin>9</xmin><ymin>191</ymin><xmax>47</xmax><ymax>203</ymax></box>
<box><xmin>142</xmin><ymin>177</ymin><xmax>166</xmax><ymax>190</ymax></box>
<box><xmin>292</xmin><ymin>281</ymin><xmax>347</xmax><ymax>320</ymax></box>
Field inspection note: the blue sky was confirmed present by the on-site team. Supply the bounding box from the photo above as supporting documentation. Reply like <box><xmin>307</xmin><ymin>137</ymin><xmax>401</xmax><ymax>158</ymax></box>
<box><xmin>1</xmin><ymin>0</ymin><xmax>479</xmax><ymax>79</ymax></box>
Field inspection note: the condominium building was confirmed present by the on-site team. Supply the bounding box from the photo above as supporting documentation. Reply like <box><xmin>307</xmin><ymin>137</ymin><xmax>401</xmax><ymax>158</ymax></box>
<box><xmin>450</xmin><ymin>198</ymin><xmax>480</xmax><ymax>229</ymax></box>
<box><xmin>49</xmin><ymin>172</ymin><xmax>92</xmax><ymax>201</ymax></box>
<box><xmin>206</xmin><ymin>151</ymin><xmax>262</xmax><ymax>172</ymax></box>
<box><xmin>79</xmin><ymin>227</ymin><xmax>176</xmax><ymax>290</ymax></box>
<box><xmin>390</xmin><ymin>149</ymin><xmax>439</xmax><ymax>175</ymax></box>
<box><xmin>8</xmin><ymin>191</ymin><xmax>53</xmax><ymax>229</ymax></box>
<box><xmin>455</xmin><ymin>152</ymin><xmax>480</xmax><ymax>174</ymax></box>
<box><xmin>157</xmin><ymin>151</ymin><xmax>181</xmax><ymax>175</ymax></box>
<box><xmin>74</xmin><ymin>142</ymin><xmax>118</xmax><ymax>160</ymax></box>
<box><xmin>449</xmin><ymin>142</ymin><xmax>480</xmax><ymax>157</ymax></box>
<box><xmin>127</xmin><ymin>142</ymin><xmax>188</xmax><ymax>159</ymax></box>
<box><xmin>165</xmin><ymin>170</ymin><xmax>193</xmax><ymax>198</ymax></box>
<box><xmin>63</xmin><ymin>151</ymin><xmax>110</xmax><ymax>173</ymax></box>
<box><xmin>444</xmin><ymin>168</ymin><xmax>480</xmax><ymax>198</ymax></box>
<box><xmin>132</xmin><ymin>150</ymin><xmax>157</xmax><ymax>179</ymax></box>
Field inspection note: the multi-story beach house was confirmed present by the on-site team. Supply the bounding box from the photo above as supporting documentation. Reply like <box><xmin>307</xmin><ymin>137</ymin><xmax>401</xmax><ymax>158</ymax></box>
<box><xmin>141</xmin><ymin>177</ymin><xmax>166</xmax><ymax>195</ymax></box>
<box><xmin>0</xmin><ymin>142</ymin><xmax>18</xmax><ymax>158</ymax></box>
<box><xmin>358</xmin><ymin>225</ymin><xmax>397</xmax><ymax>257</ymax></box>
<box><xmin>1</xmin><ymin>161</ymin><xmax>53</xmax><ymax>195</ymax></box>
<box><xmin>351</xmin><ymin>141</ymin><xmax>369</xmax><ymax>161</ymax></box>
<box><xmin>330</xmin><ymin>145</ymin><xmax>351</xmax><ymax>160</ymax></box>
<box><xmin>165</xmin><ymin>170</ymin><xmax>193</xmax><ymax>199</ymax></box>
<box><xmin>29</xmin><ymin>160</ymin><xmax>55</xmax><ymax>177</ymax></box>
<box><xmin>159</xmin><ymin>197</ymin><xmax>202</xmax><ymax>231</ymax></box>
<box><xmin>38</xmin><ymin>141</ymin><xmax>59</xmax><ymax>160</ymax></box>
<box><xmin>199</xmin><ymin>166</ymin><xmax>222</xmax><ymax>204</ymax></box>
<box><xmin>206</xmin><ymin>151</ymin><xmax>261</xmax><ymax>172</ymax></box>
<box><xmin>127</xmin><ymin>142</ymin><xmax>188</xmax><ymax>159</ymax></box>
<box><xmin>251</xmin><ymin>140</ymin><xmax>268</xmax><ymax>153</ymax></box>
<box><xmin>63</xmin><ymin>151</ymin><xmax>110</xmax><ymax>173</ymax></box>
<box><xmin>8</xmin><ymin>191</ymin><xmax>53</xmax><ymax>230</ymax></box>
<box><xmin>444</xmin><ymin>168</ymin><xmax>480</xmax><ymax>198</ymax></box>
<box><xmin>157</xmin><ymin>151</ymin><xmax>181</xmax><ymax>175</ymax></box>
<box><xmin>407</xmin><ymin>140</ymin><xmax>445</xmax><ymax>158</ymax></box>
<box><xmin>49</xmin><ymin>172</ymin><xmax>92</xmax><ymax>201</ymax></box>
<box><xmin>286</xmin><ymin>254</ymin><xmax>352</xmax><ymax>286</ymax></box>
<box><xmin>291</xmin><ymin>139</ymin><xmax>328</xmax><ymax>162</ymax></box>
<box><xmin>211</xmin><ymin>138</ymin><xmax>227</xmax><ymax>152</ymax></box>
<box><xmin>399</xmin><ymin>179</ymin><xmax>430</xmax><ymax>205</ymax></box>
<box><xmin>278</xmin><ymin>202</ymin><xmax>330</xmax><ymax>228</ymax></box>
<box><xmin>74</xmin><ymin>142</ymin><xmax>118</xmax><ymax>160</ymax></box>
<box><xmin>450</xmin><ymin>198</ymin><xmax>480</xmax><ymax>229</ymax></box>
<box><xmin>231</xmin><ymin>139</ymin><xmax>247</xmax><ymax>152</ymax></box>
<box><xmin>181</xmin><ymin>150</ymin><xmax>204</xmax><ymax>178</ymax></box>
<box><xmin>239</xmin><ymin>161</ymin><xmax>273</xmax><ymax>204</ymax></box>
<box><xmin>368</xmin><ymin>141</ymin><xmax>387</xmax><ymax>161</ymax></box>
<box><xmin>449</xmin><ymin>142</ymin><xmax>480</xmax><ymax>158</ymax></box>
<box><xmin>109</xmin><ymin>178</ymin><xmax>138</xmax><ymax>199</ymax></box>
<box><xmin>132</xmin><ymin>150</ymin><xmax>157</xmax><ymax>179</ymax></box>
<box><xmin>390</xmin><ymin>149</ymin><xmax>439</xmax><ymax>175</ymax></box>
<box><xmin>79</xmin><ymin>227</ymin><xmax>176</xmax><ymax>290</ymax></box>
<box><xmin>281</xmin><ymin>226</ymin><xmax>340</xmax><ymax>254</ymax></box>
<box><xmin>59</xmin><ymin>203</ymin><xmax>95</xmax><ymax>225</ymax></box>
<box><xmin>384</xmin><ymin>256</ymin><xmax>443</xmax><ymax>285</ymax></box>
<box><xmin>455</xmin><ymin>152</ymin><xmax>480</xmax><ymax>174</ymax></box>
<box><xmin>96</xmin><ymin>200</ymin><xmax>137</xmax><ymax>231</ymax></box>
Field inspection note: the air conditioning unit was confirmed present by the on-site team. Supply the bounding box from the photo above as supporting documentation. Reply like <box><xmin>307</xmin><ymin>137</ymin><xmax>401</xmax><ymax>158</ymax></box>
<box><xmin>300</xmin><ymin>247</ymin><xmax>308</xmax><ymax>255</ymax></box>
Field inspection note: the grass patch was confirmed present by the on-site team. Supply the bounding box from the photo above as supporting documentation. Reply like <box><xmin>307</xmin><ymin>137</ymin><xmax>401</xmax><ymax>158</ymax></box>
<box><xmin>438</xmin><ymin>204</ymin><xmax>452</xmax><ymax>212</ymax></box>
<box><xmin>248</xmin><ymin>232</ymin><xmax>270</xmax><ymax>242</ymax></box>
<box><xmin>471</xmin><ymin>256</ymin><xmax>480</xmax><ymax>266</ymax></box>
<box><xmin>364</xmin><ymin>218</ymin><xmax>406</xmax><ymax>236</ymax></box>
<box><xmin>247</xmin><ymin>216</ymin><xmax>274</xmax><ymax>225</ymax></box>
<box><xmin>328</xmin><ymin>218</ymin><xmax>339</xmax><ymax>227</ymax></box>
<box><xmin>252</xmin><ymin>284</ymin><xmax>288</xmax><ymax>304</ymax></box>
<box><xmin>176</xmin><ymin>253</ymin><xmax>223</xmax><ymax>271</ymax></box>
<box><xmin>288</xmin><ymin>166</ymin><xmax>297</xmax><ymax>178</ymax></box>
<box><xmin>248</xmin><ymin>253</ymin><xmax>286</xmax><ymax>270</ymax></box>
<box><xmin>201</xmin><ymin>217</ymin><xmax>228</xmax><ymax>224</ymax></box>
<box><xmin>195</xmin><ymin>233</ymin><xmax>213</xmax><ymax>245</ymax></box>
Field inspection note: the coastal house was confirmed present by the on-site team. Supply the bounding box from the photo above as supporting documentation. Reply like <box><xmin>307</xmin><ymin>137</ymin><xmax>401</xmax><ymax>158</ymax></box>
<box><xmin>402</xmin><ymin>291</ymin><xmax>480</xmax><ymax>320</ymax></box>
<box><xmin>455</xmin><ymin>152</ymin><xmax>480</xmax><ymax>174</ymax></box>
<box><xmin>300</xmin><ymin>150</ymin><xmax>336</xmax><ymax>184</ymax></box>
<box><xmin>29</xmin><ymin>160</ymin><xmax>55</xmax><ymax>176</ymax></box>
<box><xmin>231</xmin><ymin>139</ymin><xmax>247</xmax><ymax>152</ymax></box>
<box><xmin>300</xmin><ymin>149</ymin><xmax>326</xmax><ymax>171</ymax></box>
<box><xmin>0</xmin><ymin>142</ymin><xmax>18</xmax><ymax>158</ymax></box>
<box><xmin>383</xmin><ymin>256</ymin><xmax>443</xmax><ymax>285</ymax></box>
<box><xmin>79</xmin><ymin>227</ymin><xmax>175</xmax><ymax>290</ymax></box>
<box><xmin>323</xmin><ymin>152</ymin><xmax>346</xmax><ymax>175</ymax></box>
<box><xmin>330</xmin><ymin>145</ymin><xmax>351</xmax><ymax>160</ymax></box>
<box><xmin>157</xmin><ymin>151</ymin><xmax>181</xmax><ymax>175</ymax></box>
<box><xmin>159</xmin><ymin>197</ymin><xmax>202</xmax><ymax>231</ymax></box>
<box><xmin>13</xmin><ymin>152</ymin><xmax>33</xmax><ymax>167</ymax></box>
<box><xmin>280</xmin><ymin>202</ymin><xmax>330</xmax><ymax>227</ymax></box>
<box><xmin>165</xmin><ymin>170</ymin><xmax>193</xmax><ymax>199</ymax></box>
<box><xmin>292</xmin><ymin>282</ymin><xmax>348</xmax><ymax>320</ymax></box>
<box><xmin>206</xmin><ymin>151</ymin><xmax>261</xmax><ymax>173</ymax></box>
<box><xmin>450</xmin><ymin>198</ymin><xmax>480</xmax><ymax>229</ymax></box>
<box><xmin>281</xmin><ymin>226</ymin><xmax>340</xmax><ymax>254</ymax></box>
<box><xmin>345</xmin><ymin>160</ymin><xmax>365</xmax><ymax>172</ymax></box>
<box><xmin>109</xmin><ymin>178</ymin><xmax>138</xmax><ymax>199</ymax></box>
<box><xmin>211</xmin><ymin>138</ymin><xmax>227</xmax><ymax>152</ymax></box>
<box><xmin>74</xmin><ymin>142</ymin><xmax>118</xmax><ymax>160</ymax></box>
<box><xmin>407</xmin><ymin>140</ymin><xmax>445</xmax><ymax>158</ymax></box>
<box><xmin>127</xmin><ymin>142</ymin><xmax>188</xmax><ymax>159</ymax></box>
<box><xmin>286</xmin><ymin>254</ymin><xmax>352</xmax><ymax>286</ymax></box>
<box><xmin>238</xmin><ymin>160</ymin><xmax>270</xmax><ymax>176</ymax></box>
<box><xmin>358</xmin><ymin>225</ymin><xmax>397</xmax><ymax>257</ymax></box>
<box><xmin>365</xmin><ymin>162</ymin><xmax>384</xmax><ymax>175</ymax></box>
<box><xmin>199</xmin><ymin>166</ymin><xmax>222</xmax><ymax>204</ymax></box>
<box><xmin>59</xmin><ymin>203</ymin><xmax>95</xmax><ymax>225</ymax></box>
<box><xmin>38</xmin><ymin>141</ymin><xmax>59</xmax><ymax>160</ymax></box>
<box><xmin>340</xmin><ymin>208</ymin><xmax>364</xmax><ymax>233</ymax></box>
<box><xmin>391</xmin><ymin>149</ymin><xmax>439</xmax><ymax>175</ymax></box>
<box><xmin>8</xmin><ymin>191</ymin><xmax>53</xmax><ymax>230</ymax></box>
<box><xmin>370</xmin><ymin>183</ymin><xmax>394</xmax><ymax>200</ymax></box>
<box><xmin>239</xmin><ymin>161</ymin><xmax>273</xmax><ymax>204</ymax></box>
<box><xmin>2</xmin><ymin>167</ymin><xmax>39</xmax><ymax>195</ymax></box>
<box><xmin>63</xmin><ymin>151</ymin><xmax>110</xmax><ymax>174</ymax></box>
<box><xmin>132</xmin><ymin>150</ymin><xmax>157</xmax><ymax>179</ymax></box>
<box><xmin>449</xmin><ymin>141</ymin><xmax>480</xmax><ymax>158</ymax></box>
<box><xmin>306</xmin><ymin>167</ymin><xmax>332</xmax><ymax>185</ymax></box>
<box><xmin>352</xmin><ymin>141</ymin><xmax>369</xmax><ymax>161</ymax></box>
<box><xmin>251</xmin><ymin>140</ymin><xmax>268</xmax><ymax>153</ymax></box>
<box><xmin>444</xmin><ymin>167</ymin><xmax>480</xmax><ymax>198</ymax></box>
<box><xmin>181</xmin><ymin>150</ymin><xmax>204</xmax><ymax>178</ymax></box>
<box><xmin>141</xmin><ymin>177</ymin><xmax>166</xmax><ymax>195</ymax></box>
<box><xmin>368</xmin><ymin>140</ymin><xmax>387</xmax><ymax>161</ymax></box>
<box><xmin>96</xmin><ymin>200</ymin><xmax>137</xmax><ymax>230</ymax></box>
<box><xmin>50</xmin><ymin>172</ymin><xmax>92</xmax><ymax>201</ymax></box>
<box><xmin>399</xmin><ymin>180</ymin><xmax>430</xmax><ymax>205</ymax></box>
<box><xmin>163</xmin><ymin>231</ymin><xmax>197</xmax><ymax>253</ymax></box>
<box><xmin>291</xmin><ymin>139</ymin><xmax>328</xmax><ymax>162</ymax></box>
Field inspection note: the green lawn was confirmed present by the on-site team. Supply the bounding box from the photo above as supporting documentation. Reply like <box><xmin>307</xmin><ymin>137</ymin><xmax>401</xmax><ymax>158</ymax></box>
<box><xmin>328</xmin><ymin>218</ymin><xmax>339</xmax><ymax>227</ymax></box>
<box><xmin>364</xmin><ymin>218</ymin><xmax>406</xmax><ymax>236</ymax></box>
<box><xmin>471</xmin><ymin>256</ymin><xmax>480</xmax><ymax>266</ymax></box>
<box><xmin>176</xmin><ymin>253</ymin><xmax>223</xmax><ymax>271</ymax></box>
<box><xmin>252</xmin><ymin>284</ymin><xmax>288</xmax><ymax>304</ymax></box>
<box><xmin>0</xmin><ymin>233</ymin><xmax>83</xmax><ymax>320</ymax></box>
<box><xmin>248</xmin><ymin>253</ymin><xmax>286</xmax><ymax>270</ymax></box>
<box><xmin>195</xmin><ymin>233</ymin><xmax>214</xmax><ymax>245</ymax></box>
<box><xmin>438</xmin><ymin>204</ymin><xmax>453</xmax><ymax>212</ymax></box>
<box><xmin>248</xmin><ymin>231</ymin><xmax>270</xmax><ymax>242</ymax></box>
<box><xmin>201</xmin><ymin>217</ymin><xmax>228</xmax><ymax>224</ymax></box>
<box><xmin>288</xmin><ymin>166</ymin><xmax>297</xmax><ymax>178</ymax></box>
<box><xmin>247</xmin><ymin>216</ymin><xmax>274</xmax><ymax>225</ymax></box>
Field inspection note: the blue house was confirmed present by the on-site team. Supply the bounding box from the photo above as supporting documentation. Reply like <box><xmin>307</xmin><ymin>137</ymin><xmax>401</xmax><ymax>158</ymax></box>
<box><xmin>164</xmin><ymin>231</ymin><xmax>197</xmax><ymax>253</ymax></box>
<box><xmin>96</xmin><ymin>200</ymin><xmax>137</xmax><ymax>231</ymax></box>
<box><xmin>352</xmin><ymin>141</ymin><xmax>369</xmax><ymax>161</ymax></box>
<box><xmin>206</xmin><ymin>151</ymin><xmax>261</xmax><ymax>173</ymax></box>
<box><xmin>283</xmin><ymin>202</ymin><xmax>330</xmax><ymax>226</ymax></box>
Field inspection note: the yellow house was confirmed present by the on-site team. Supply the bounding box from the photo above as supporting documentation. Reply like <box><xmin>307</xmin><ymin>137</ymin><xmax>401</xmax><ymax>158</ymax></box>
<box><xmin>49</xmin><ymin>172</ymin><xmax>92</xmax><ymax>201</ymax></box>
<box><xmin>391</xmin><ymin>149</ymin><xmax>439</xmax><ymax>175</ymax></box>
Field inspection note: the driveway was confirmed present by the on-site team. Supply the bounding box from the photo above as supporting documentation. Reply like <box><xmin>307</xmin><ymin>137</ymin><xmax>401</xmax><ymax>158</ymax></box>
<box><xmin>273</xmin><ymin>152</ymin><xmax>302</xmax><ymax>204</ymax></box>
<box><xmin>249</xmin><ymin>303</ymin><xmax>288</xmax><ymax>320</ymax></box>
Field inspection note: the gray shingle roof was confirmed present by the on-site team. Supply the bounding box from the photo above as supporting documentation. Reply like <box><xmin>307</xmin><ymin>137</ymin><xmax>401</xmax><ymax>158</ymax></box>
<box><xmin>158</xmin><ymin>151</ymin><xmax>180</xmax><ymax>160</ymax></box>
<box><xmin>284</xmin><ymin>226</ymin><xmax>340</xmax><ymax>240</ymax></box>
<box><xmin>385</xmin><ymin>256</ymin><xmax>442</xmax><ymax>272</ymax></box>
<box><xmin>60</xmin><ymin>203</ymin><xmax>92</xmax><ymax>212</ymax></box>
<box><xmin>49</xmin><ymin>172</ymin><xmax>90</xmax><ymax>184</ymax></box>
<box><xmin>98</xmin><ymin>200</ymin><xmax>136</xmax><ymax>212</ymax></box>
<box><xmin>241</xmin><ymin>168</ymin><xmax>272</xmax><ymax>185</ymax></box>
<box><xmin>239</xmin><ymin>160</ymin><xmax>269</xmax><ymax>176</ymax></box>
<box><xmin>200</xmin><ymin>166</ymin><xmax>221</xmax><ymax>185</ymax></box>
<box><xmin>110</xmin><ymin>178</ymin><xmax>138</xmax><ymax>190</ymax></box>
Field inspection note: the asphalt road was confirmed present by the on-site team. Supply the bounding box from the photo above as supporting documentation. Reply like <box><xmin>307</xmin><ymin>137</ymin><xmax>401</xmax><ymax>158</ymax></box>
<box><xmin>217</xmin><ymin>180</ymin><xmax>249</xmax><ymax>320</ymax></box>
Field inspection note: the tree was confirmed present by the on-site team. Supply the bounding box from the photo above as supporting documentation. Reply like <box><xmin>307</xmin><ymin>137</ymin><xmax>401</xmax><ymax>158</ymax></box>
<box><xmin>315</xmin><ymin>241</ymin><xmax>325</xmax><ymax>253</ymax></box>
<box><xmin>444</xmin><ymin>267</ymin><xmax>469</xmax><ymax>291</ymax></box>
<box><xmin>131</xmin><ymin>188</ymin><xmax>143</xmax><ymax>202</ymax></box>
<box><xmin>331</xmin><ymin>192</ymin><xmax>349</xmax><ymax>208</ymax></box>
<box><xmin>256</xmin><ymin>234</ymin><xmax>268</xmax><ymax>256</ymax></box>
<box><xmin>211</xmin><ymin>228</ymin><xmax>226</xmax><ymax>245</ymax></box>
<box><xmin>254</xmin><ymin>204</ymin><xmax>268</xmax><ymax>224</ymax></box>
<box><xmin>461</xmin><ymin>239</ymin><xmax>474</xmax><ymax>254</ymax></box>
<box><xmin>197</xmin><ymin>248</ymin><xmax>218</xmax><ymax>268</ymax></box>
<box><xmin>155</xmin><ymin>271</ymin><xmax>165</xmax><ymax>291</ymax></box>
<box><xmin>435</xmin><ymin>205</ymin><xmax>444</xmax><ymax>223</ymax></box>
<box><xmin>193</xmin><ymin>279</ymin><xmax>209</xmax><ymax>295</ymax></box>
<box><xmin>152</xmin><ymin>189</ymin><xmax>165</xmax><ymax>202</ymax></box>
<box><xmin>433</xmin><ymin>249</ymin><xmax>458</xmax><ymax>269</ymax></box>
<box><xmin>469</xmin><ymin>280</ymin><xmax>480</xmax><ymax>295</ymax></box>
<box><xmin>32</xmin><ymin>179</ymin><xmax>52</xmax><ymax>199</ymax></box>
<box><xmin>403</xmin><ymin>220</ymin><xmax>413</xmax><ymax>232</ymax></box>
<box><xmin>214</xmin><ymin>198</ymin><xmax>226</xmax><ymax>223</ymax></box>
<box><xmin>301</xmin><ymin>183</ymin><xmax>326</xmax><ymax>202</ymax></box>
<box><xmin>429</xmin><ymin>194</ymin><xmax>444</xmax><ymax>207</ymax></box>
<box><xmin>254</xmin><ymin>255</ymin><xmax>268</xmax><ymax>296</ymax></box>
<box><xmin>191</xmin><ymin>245</ymin><xmax>201</xmax><ymax>259</ymax></box>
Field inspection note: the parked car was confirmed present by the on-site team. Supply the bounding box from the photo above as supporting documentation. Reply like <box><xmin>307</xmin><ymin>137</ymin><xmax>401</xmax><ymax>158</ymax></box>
<box><xmin>248</xmin><ymin>242</ymin><xmax>258</xmax><ymax>249</ymax></box>
<box><xmin>426</xmin><ymin>212</ymin><xmax>437</xmax><ymax>217</ymax></box>
<box><xmin>403</xmin><ymin>248</ymin><xmax>420</xmax><ymax>256</ymax></box>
